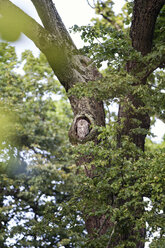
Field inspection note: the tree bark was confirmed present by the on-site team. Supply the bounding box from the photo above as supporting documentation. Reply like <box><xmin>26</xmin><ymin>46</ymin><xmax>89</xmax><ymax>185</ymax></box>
<box><xmin>130</xmin><ymin>0</ymin><xmax>165</xmax><ymax>55</ymax></box>
<box><xmin>118</xmin><ymin>0</ymin><xmax>165</xmax><ymax>150</ymax></box>
<box><xmin>117</xmin><ymin>1</ymin><xmax>165</xmax><ymax>247</ymax></box>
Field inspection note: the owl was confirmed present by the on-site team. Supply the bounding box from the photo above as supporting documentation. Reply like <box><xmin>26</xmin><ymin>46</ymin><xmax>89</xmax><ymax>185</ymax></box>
<box><xmin>76</xmin><ymin>119</ymin><xmax>89</xmax><ymax>139</ymax></box>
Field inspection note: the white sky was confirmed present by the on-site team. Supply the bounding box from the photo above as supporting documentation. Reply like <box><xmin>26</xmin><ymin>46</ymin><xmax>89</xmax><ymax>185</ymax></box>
<box><xmin>8</xmin><ymin>0</ymin><xmax>165</xmax><ymax>144</ymax></box>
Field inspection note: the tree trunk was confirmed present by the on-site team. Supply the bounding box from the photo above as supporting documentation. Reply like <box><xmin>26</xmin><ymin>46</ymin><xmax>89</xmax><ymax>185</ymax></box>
<box><xmin>117</xmin><ymin>1</ymin><xmax>165</xmax><ymax>247</ymax></box>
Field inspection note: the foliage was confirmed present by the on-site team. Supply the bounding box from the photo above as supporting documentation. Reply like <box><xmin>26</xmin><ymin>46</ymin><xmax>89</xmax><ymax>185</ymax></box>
<box><xmin>67</xmin><ymin>125</ymin><xmax>165</xmax><ymax>247</ymax></box>
<box><xmin>0</xmin><ymin>9</ymin><xmax>21</xmax><ymax>41</ymax></box>
<box><xmin>68</xmin><ymin>1</ymin><xmax>165</xmax><ymax>247</ymax></box>
<box><xmin>0</xmin><ymin>42</ymin><xmax>83</xmax><ymax>247</ymax></box>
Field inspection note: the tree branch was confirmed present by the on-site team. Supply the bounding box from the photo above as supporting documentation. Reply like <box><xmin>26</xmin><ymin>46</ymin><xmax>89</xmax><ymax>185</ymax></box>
<box><xmin>86</xmin><ymin>0</ymin><xmax>95</xmax><ymax>9</ymax></box>
<box><xmin>0</xmin><ymin>0</ymin><xmax>53</xmax><ymax>51</ymax></box>
<box><xmin>31</xmin><ymin>0</ymin><xmax>76</xmax><ymax>51</ymax></box>
<box><xmin>0</xmin><ymin>0</ymin><xmax>105</xmax><ymax>143</ymax></box>
<box><xmin>106</xmin><ymin>221</ymin><xmax>117</xmax><ymax>248</ymax></box>
<box><xmin>140</xmin><ymin>51</ymin><xmax>165</xmax><ymax>80</ymax></box>
<box><xmin>130</xmin><ymin>0</ymin><xmax>165</xmax><ymax>55</ymax></box>
<box><xmin>0</xmin><ymin>0</ymin><xmax>77</xmax><ymax>89</ymax></box>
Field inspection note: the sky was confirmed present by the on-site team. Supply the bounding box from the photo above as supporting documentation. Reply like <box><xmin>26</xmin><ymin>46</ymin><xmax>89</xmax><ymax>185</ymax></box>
<box><xmin>8</xmin><ymin>0</ymin><xmax>165</xmax><ymax>143</ymax></box>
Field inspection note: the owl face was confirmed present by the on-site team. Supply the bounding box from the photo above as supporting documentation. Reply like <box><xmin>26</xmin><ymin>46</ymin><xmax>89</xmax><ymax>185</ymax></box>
<box><xmin>76</xmin><ymin>119</ymin><xmax>90</xmax><ymax>139</ymax></box>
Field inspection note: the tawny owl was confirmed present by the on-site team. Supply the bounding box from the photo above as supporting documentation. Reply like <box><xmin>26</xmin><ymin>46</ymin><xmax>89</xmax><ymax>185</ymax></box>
<box><xmin>76</xmin><ymin>119</ymin><xmax>89</xmax><ymax>139</ymax></box>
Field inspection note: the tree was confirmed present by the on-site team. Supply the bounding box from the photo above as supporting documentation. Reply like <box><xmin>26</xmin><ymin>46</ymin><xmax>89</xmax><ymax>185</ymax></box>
<box><xmin>0</xmin><ymin>0</ymin><xmax>165</xmax><ymax>247</ymax></box>
<box><xmin>0</xmin><ymin>43</ymin><xmax>80</xmax><ymax>247</ymax></box>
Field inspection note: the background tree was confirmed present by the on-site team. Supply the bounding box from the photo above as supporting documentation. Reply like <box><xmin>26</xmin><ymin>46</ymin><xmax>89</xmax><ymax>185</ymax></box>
<box><xmin>0</xmin><ymin>43</ymin><xmax>84</xmax><ymax>247</ymax></box>
<box><xmin>0</xmin><ymin>0</ymin><xmax>165</xmax><ymax>247</ymax></box>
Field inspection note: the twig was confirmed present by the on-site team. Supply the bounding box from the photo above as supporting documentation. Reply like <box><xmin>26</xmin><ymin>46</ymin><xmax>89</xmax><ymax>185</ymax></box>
<box><xmin>106</xmin><ymin>221</ymin><xmax>117</xmax><ymax>248</ymax></box>
<box><xmin>97</xmin><ymin>210</ymin><xmax>109</xmax><ymax>235</ymax></box>
<box><xmin>86</xmin><ymin>0</ymin><xmax>95</xmax><ymax>9</ymax></box>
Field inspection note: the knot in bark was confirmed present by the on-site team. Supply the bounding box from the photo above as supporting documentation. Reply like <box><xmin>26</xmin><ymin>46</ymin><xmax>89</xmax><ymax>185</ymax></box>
<box><xmin>68</xmin><ymin>113</ymin><xmax>97</xmax><ymax>144</ymax></box>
